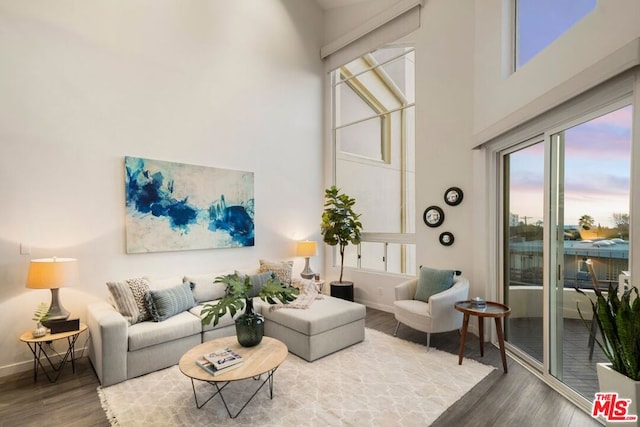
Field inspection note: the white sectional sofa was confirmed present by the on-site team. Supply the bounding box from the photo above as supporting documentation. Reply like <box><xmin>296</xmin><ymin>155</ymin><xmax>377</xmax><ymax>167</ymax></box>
<box><xmin>87</xmin><ymin>271</ymin><xmax>366</xmax><ymax>386</ymax></box>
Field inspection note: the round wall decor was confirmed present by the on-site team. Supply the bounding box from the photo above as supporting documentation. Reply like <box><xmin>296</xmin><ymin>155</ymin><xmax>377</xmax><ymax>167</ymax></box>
<box><xmin>444</xmin><ymin>187</ymin><xmax>463</xmax><ymax>206</ymax></box>
<box><xmin>423</xmin><ymin>206</ymin><xmax>444</xmax><ymax>228</ymax></box>
<box><xmin>439</xmin><ymin>232</ymin><xmax>454</xmax><ymax>246</ymax></box>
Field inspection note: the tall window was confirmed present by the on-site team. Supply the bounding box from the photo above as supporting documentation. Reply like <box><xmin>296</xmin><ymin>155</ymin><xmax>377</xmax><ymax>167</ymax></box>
<box><xmin>331</xmin><ymin>45</ymin><xmax>416</xmax><ymax>275</ymax></box>
<box><xmin>515</xmin><ymin>0</ymin><xmax>596</xmax><ymax>69</ymax></box>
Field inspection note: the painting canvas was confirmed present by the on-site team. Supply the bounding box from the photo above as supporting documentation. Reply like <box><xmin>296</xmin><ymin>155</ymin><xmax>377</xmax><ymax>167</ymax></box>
<box><xmin>124</xmin><ymin>156</ymin><xmax>254</xmax><ymax>253</ymax></box>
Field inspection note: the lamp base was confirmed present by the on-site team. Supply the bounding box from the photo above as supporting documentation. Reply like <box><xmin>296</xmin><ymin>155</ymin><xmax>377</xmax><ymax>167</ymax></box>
<box><xmin>300</xmin><ymin>257</ymin><xmax>315</xmax><ymax>279</ymax></box>
<box><xmin>41</xmin><ymin>288</ymin><xmax>70</xmax><ymax>328</ymax></box>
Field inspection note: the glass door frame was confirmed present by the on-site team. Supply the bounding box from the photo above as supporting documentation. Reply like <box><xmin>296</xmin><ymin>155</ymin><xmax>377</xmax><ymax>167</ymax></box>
<box><xmin>498</xmin><ymin>136</ymin><xmax>548</xmax><ymax>373</ymax></box>
<box><xmin>487</xmin><ymin>70</ymin><xmax>638</xmax><ymax>413</ymax></box>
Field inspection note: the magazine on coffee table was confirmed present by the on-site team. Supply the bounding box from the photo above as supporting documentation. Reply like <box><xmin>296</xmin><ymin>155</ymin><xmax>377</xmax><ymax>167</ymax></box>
<box><xmin>204</xmin><ymin>347</ymin><xmax>243</xmax><ymax>369</ymax></box>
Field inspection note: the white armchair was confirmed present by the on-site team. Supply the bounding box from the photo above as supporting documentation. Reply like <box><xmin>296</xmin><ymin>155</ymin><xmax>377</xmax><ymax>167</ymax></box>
<box><xmin>393</xmin><ymin>274</ymin><xmax>470</xmax><ymax>349</ymax></box>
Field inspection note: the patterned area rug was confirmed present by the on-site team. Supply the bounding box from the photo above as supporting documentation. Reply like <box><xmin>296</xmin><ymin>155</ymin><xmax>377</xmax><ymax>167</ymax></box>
<box><xmin>98</xmin><ymin>329</ymin><xmax>494</xmax><ymax>426</ymax></box>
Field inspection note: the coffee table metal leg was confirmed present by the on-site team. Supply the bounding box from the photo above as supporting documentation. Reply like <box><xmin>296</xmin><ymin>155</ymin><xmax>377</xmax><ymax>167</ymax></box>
<box><xmin>192</xmin><ymin>367</ymin><xmax>279</xmax><ymax>418</ymax></box>
<box><xmin>190</xmin><ymin>378</ymin><xmax>227</xmax><ymax>409</ymax></box>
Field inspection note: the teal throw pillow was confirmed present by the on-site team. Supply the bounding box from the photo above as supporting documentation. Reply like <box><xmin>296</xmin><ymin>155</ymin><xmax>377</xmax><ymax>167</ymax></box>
<box><xmin>414</xmin><ymin>266</ymin><xmax>455</xmax><ymax>303</ymax></box>
<box><xmin>145</xmin><ymin>282</ymin><xmax>196</xmax><ymax>322</ymax></box>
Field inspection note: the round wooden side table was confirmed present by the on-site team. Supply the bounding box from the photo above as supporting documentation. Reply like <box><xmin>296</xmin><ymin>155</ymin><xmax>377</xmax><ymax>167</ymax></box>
<box><xmin>454</xmin><ymin>301</ymin><xmax>511</xmax><ymax>373</ymax></box>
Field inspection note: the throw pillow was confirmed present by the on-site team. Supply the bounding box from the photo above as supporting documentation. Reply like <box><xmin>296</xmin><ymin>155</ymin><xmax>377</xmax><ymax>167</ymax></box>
<box><xmin>183</xmin><ymin>273</ymin><xmax>229</xmax><ymax>303</ymax></box>
<box><xmin>258</xmin><ymin>259</ymin><xmax>293</xmax><ymax>284</ymax></box>
<box><xmin>145</xmin><ymin>282</ymin><xmax>196</xmax><ymax>322</ymax></box>
<box><xmin>235</xmin><ymin>270</ymin><xmax>275</xmax><ymax>298</ymax></box>
<box><xmin>414</xmin><ymin>266</ymin><xmax>455</xmax><ymax>303</ymax></box>
<box><xmin>106</xmin><ymin>277</ymin><xmax>151</xmax><ymax>325</ymax></box>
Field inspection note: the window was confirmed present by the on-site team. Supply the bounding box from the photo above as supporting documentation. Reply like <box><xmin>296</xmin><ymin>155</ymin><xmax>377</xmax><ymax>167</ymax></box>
<box><xmin>331</xmin><ymin>44</ymin><xmax>415</xmax><ymax>274</ymax></box>
<box><xmin>515</xmin><ymin>0</ymin><xmax>596</xmax><ymax>69</ymax></box>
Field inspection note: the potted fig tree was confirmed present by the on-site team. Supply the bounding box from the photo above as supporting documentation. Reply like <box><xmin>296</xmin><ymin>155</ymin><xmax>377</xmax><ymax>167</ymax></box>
<box><xmin>576</xmin><ymin>280</ymin><xmax>640</xmax><ymax>425</ymax></box>
<box><xmin>320</xmin><ymin>185</ymin><xmax>362</xmax><ymax>300</ymax></box>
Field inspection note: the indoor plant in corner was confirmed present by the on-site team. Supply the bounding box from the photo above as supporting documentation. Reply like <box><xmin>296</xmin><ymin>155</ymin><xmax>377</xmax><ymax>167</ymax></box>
<box><xmin>200</xmin><ymin>273</ymin><xmax>298</xmax><ymax>347</ymax></box>
<box><xmin>576</xmin><ymin>282</ymin><xmax>640</xmax><ymax>425</ymax></box>
<box><xmin>320</xmin><ymin>185</ymin><xmax>362</xmax><ymax>297</ymax></box>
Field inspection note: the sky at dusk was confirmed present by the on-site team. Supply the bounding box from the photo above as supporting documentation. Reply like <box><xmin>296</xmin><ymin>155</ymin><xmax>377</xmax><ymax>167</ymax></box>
<box><xmin>509</xmin><ymin>106</ymin><xmax>632</xmax><ymax>228</ymax></box>
<box><xmin>510</xmin><ymin>0</ymin><xmax>630</xmax><ymax>229</ymax></box>
<box><xmin>516</xmin><ymin>0</ymin><xmax>596</xmax><ymax>68</ymax></box>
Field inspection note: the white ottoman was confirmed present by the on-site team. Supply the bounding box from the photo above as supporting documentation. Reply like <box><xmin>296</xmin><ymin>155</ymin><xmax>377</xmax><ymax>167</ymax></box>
<box><xmin>261</xmin><ymin>295</ymin><xmax>366</xmax><ymax>361</ymax></box>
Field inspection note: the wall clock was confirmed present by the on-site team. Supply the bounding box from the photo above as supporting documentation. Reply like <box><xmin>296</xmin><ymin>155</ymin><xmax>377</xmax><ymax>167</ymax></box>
<box><xmin>439</xmin><ymin>232</ymin><xmax>454</xmax><ymax>246</ymax></box>
<box><xmin>444</xmin><ymin>187</ymin><xmax>463</xmax><ymax>206</ymax></box>
<box><xmin>423</xmin><ymin>206</ymin><xmax>444</xmax><ymax>228</ymax></box>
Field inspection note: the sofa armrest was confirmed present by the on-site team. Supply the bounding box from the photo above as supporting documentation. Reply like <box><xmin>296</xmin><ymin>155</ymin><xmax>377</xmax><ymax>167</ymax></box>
<box><xmin>428</xmin><ymin>277</ymin><xmax>470</xmax><ymax>332</ymax></box>
<box><xmin>86</xmin><ymin>301</ymin><xmax>128</xmax><ymax>386</ymax></box>
<box><xmin>394</xmin><ymin>278</ymin><xmax>418</xmax><ymax>301</ymax></box>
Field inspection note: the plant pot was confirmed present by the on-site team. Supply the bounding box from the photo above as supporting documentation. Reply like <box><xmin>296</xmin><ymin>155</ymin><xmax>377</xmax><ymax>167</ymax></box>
<box><xmin>596</xmin><ymin>363</ymin><xmax>640</xmax><ymax>426</ymax></box>
<box><xmin>32</xmin><ymin>322</ymin><xmax>47</xmax><ymax>338</ymax></box>
<box><xmin>330</xmin><ymin>281</ymin><xmax>354</xmax><ymax>302</ymax></box>
<box><xmin>235</xmin><ymin>298</ymin><xmax>264</xmax><ymax>347</ymax></box>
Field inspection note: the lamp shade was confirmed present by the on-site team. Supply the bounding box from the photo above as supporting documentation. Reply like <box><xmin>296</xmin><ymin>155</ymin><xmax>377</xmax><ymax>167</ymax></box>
<box><xmin>26</xmin><ymin>258</ymin><xmax>79</xmax><ymax>289</ymax></box>
<box><xmin>296</xmin><ymin>241</ymin><xmax>317</xmax><ymax>257</ymax></box>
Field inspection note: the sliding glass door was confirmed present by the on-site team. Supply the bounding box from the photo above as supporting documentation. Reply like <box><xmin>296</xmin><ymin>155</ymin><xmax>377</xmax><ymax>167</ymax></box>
<box><xmin>503</xmin><ymin>140</ymin><xmax>545</xmax><ymax>366</ymax></box>
<box><xmin>501</xmin><ymin>103</ymin><xmax>632</xmax><ymax>399</ymax></box>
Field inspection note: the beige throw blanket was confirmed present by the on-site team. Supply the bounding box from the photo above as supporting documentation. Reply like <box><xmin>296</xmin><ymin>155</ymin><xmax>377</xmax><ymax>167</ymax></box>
<box><xmin>269</xmin><ymin>278</ymin><xmax>322</xmax><ymax>311</ymax></box>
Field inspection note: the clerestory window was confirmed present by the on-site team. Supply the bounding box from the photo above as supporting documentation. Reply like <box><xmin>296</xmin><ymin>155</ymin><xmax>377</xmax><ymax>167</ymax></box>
<box><xmin>331</xmin><ymin>44</ymin><xmax>416</xmax><ymax>275</ymax></box>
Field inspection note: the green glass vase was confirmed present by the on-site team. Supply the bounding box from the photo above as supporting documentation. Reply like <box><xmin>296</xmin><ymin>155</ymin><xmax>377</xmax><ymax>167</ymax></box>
<box><xmin>235</xmin><ymin>298</ymin><xmax>264</xmax><ymax>347</ymax></box>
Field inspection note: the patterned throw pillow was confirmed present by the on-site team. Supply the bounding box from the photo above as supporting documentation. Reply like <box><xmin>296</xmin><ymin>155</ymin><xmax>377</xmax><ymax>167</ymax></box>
<box><xmin>258</xmin><ymin>259</ymin><xmax>293</xmax><ymax>284</ymax></box>
<box><xmin>145</xmin><ymin>282</ymin><xmax>196</xmax><ymax>322</ymax></box>
<box><xmin>414</xmin><ymin>266</ymin><xmax>455</xmax><ymax>303</ymax></box>
<box><xmin>106</xmin><ymin>277</ymin><xmax>151</xmax><ymax>325</ymax></box>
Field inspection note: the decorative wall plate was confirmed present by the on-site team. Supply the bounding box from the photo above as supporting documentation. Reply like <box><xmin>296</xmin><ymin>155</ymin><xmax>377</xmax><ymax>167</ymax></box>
<box><xmin>444</xmin><ymin>187</ymin><xmax>463</xmax><ymax>206</ymax></box>
<box><xmin>439</xmin><ymin>232</ymin><xmax>454</xmax><ymax>246</ymax></box>
<box><xmin>423</xmin><ymin>206</ymin><xmax>444</xmax><ymax>228</ymax></box>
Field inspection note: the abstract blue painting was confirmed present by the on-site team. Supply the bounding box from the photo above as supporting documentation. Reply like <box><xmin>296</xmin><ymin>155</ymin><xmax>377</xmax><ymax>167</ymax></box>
<box><xmin>124</xmin><ymin>156</ymin><xmax>254</xmax><ymax>253</ymax></box>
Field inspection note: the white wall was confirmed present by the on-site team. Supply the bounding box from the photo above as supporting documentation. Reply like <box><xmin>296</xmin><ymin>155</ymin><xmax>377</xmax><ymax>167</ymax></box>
<box><xmin>0</xmin><ymin>0</ymin><xmax>324</xmax><ymax>376</ymax></box>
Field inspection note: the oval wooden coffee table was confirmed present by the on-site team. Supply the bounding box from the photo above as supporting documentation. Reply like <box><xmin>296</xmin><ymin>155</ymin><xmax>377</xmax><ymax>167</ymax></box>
<box><xmin>179</xmin><ymin>336</ymin><xmax>288</xmax><ymax>418</ymax></box>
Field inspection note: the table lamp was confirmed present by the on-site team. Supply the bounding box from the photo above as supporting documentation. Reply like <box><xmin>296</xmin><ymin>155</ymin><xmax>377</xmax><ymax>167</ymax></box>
<box><xmin>26</xmin><ymin>257</ymin><xmax>79</xmax><ymax>327</ymax></box>
<box><xmin>296</xmin><ymin>240</ymin><xmax>317</xmax><ymax>279</ymax></box>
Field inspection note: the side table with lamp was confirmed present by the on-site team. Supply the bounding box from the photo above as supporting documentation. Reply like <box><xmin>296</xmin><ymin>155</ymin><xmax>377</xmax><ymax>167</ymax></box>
<box><xmin>23</xmin><ymin>257</ymin><xmax>84</xmax><ymax>381</ymax></box>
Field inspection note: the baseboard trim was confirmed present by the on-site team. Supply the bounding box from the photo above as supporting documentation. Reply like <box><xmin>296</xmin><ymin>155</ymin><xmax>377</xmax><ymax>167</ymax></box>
<box><xmin>0</xmin><ymin>345</ymin><xmax>89</xmax><ymax>378</ymax></box>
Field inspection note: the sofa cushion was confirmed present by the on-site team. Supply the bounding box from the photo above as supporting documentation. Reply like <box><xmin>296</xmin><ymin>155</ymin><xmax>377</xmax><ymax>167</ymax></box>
<box><xmin>106</xmin><ymin>277</ymin><xmax>152</xmax><ymax>325</ymax></box>
<box><xmin>262</xmin><ymin>296</ymin><xmax>365</xmax><ymax>336</ymax></box>
<box><xmin>235</xmin><ymin>271</ymin><xmax>275</xmax><ymax>298</ymax></box>
<box><xmin>414</xmin><ymin>266</ymin><xmax>454</xmax><ymax>302</ymax></box>
<box><xmin>127</xmin><ymin>311</ymin><xmax>202</xmax><ymax>351</ymax></box>
<box><xmin>258</xmin><ymin>259</ymin><xmax>293</xmax><ymax>284</ymax></box>
<box><xmin>183</xmin><ymin>272</ymin><xmax>231</xmax><ymax>303</ymax></box>
<box><xmin>147</xmin><ymin>276</ymin><xmax>184</xmax><ymax>290</ymax></box>
<box><xmin>145</xmin><ymin>282</ymin><xmax>196</xmax><ymax>322</ymax></box>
